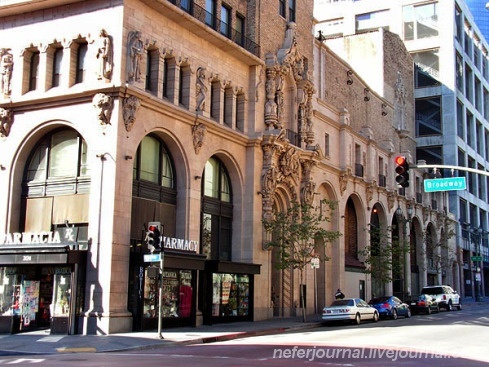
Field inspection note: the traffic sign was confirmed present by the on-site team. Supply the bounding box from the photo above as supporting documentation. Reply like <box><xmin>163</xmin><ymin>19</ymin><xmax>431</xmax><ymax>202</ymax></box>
<box><xmin>311</xmin><ymin>257</ymin><xmax>320</xmax><ymax>269</ymax></box>
<box><xmin>144</xmin><ymin>253</ymin><xmax>162</xmax><ymax>262</ymax></box>
<box><xmin>424</xmin><ymin>177</ymin><xmax>466</xmax><ymax>192</ymax></box>
<box><xmin>471</xmin><ymin>256</ymin><xmax>482</xmax><ymax>262</ymax></box>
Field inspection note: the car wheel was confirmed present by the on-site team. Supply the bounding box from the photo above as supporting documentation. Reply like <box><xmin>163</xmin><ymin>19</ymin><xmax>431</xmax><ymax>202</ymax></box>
<box><xmin>405</xmin><ymin>308</ymin><xmax>411</xmax><ymax>318</ymax></box>
<box><xmin>446</xmin><ymin>301</ymin><xmax>452</xmax><ymax>311</ymax></box>
<box><xmin>353</xmin><ymin>313</ymin><xmax>361</xmax><ymax>325</ymax></box>
<box><xmin>426</xmin><ymin>306</ymin><xmax>432</xmax><ymax>315</ymax></box>
<box><xmin>435</xmin><ymin>305</ymin><xmax>440</xmax><ymax>313</ymax></box>
<box><xmin>373</xmin><ymin>311</ymin><xmax>379</xmax><ymax>323</ymax></box>
<box><xmin>391</xmin><ymin>309</ymin><xmax>398</xmax><ymax>320</ymax></box>
<box><xmin>457</xmin><ymin>303</ymin><xmax>462</xmax><ymax>311</ymax></box>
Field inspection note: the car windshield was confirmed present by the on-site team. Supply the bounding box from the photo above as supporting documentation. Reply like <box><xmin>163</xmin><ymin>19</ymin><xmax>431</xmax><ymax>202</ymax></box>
<box><xmin>422</xmin><ymin>287</ymin><xmax>443</xmax><ymax>294</ymax></box>
<box><xmin>369</xmin><ymin>297</ymin><xmax>390</xmax><ymax>304</ymax></box>
<box><xmin>330</xmin><ymin>299</ymin><xmax>354</xmax><ymax>307</ymax></box>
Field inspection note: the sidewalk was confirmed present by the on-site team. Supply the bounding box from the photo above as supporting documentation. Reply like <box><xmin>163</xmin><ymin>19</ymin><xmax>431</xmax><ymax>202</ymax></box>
<box><xmin>0</xmin><ymin>316</ymin><xmax>323</xmax><ymax>355</ymax></box>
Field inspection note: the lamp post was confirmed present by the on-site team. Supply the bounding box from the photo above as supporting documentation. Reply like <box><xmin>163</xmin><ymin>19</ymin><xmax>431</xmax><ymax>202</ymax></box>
<box><xmin>395</xmin><ymin>205</ymin><xmax>413</xmax><ymax>300</ymax></box>
<box><xmin>470</xmin><ymin>226</ymin><xmax>483</xmax><ymax>302</ymax></box>
<box><xmin>476</xmin><ymin>227</ymin><xmax>483</xmax><ymax>302</ymax></box>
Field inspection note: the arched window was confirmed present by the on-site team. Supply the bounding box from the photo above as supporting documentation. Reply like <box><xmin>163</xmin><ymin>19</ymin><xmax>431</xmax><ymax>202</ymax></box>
<box><xmin>201</xmin><ymin>157</ymin><xmax>232</xmax><ymax>260</ymax></box>
<box><xmin>22</xmin><ymin>128</ymin><xmax>90</xmax><ymax>239</ymax></box>
<box><xmin>133</xmin><ymin>135</ymin><xmax>175</xmax><ymax>199</ymax></box>
<box><xmin>24</xmin><ymin>128</ymin><xmax>89</xmax><ymax>189</ymax></box>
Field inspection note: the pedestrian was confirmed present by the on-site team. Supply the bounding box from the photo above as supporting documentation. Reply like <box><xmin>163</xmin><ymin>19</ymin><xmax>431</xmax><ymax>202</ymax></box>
<box><xmin>335</xmin><ymin>288</ymin><xmax>345</xmax><ymax>300</ymax></box>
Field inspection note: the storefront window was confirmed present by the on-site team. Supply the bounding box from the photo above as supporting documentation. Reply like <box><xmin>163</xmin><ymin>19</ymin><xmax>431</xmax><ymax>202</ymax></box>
<box><xmin>212</xmin><ymin>273</ymin><xmax>249</xmax><ymax>317</ymax></box>
<box><xmin>143</xmin><ymin>268</ymin><xmax>193</xmax><ymax>319</ymax></box>
<box><xmin>52</xmin><ymin>268</ymin><xmax>71</xmax><ymax>317</ymax></box>
<box><xmin>0</xmin><ymin>268</ymin><xmax>18</xmax><ymax>316</ymax></box>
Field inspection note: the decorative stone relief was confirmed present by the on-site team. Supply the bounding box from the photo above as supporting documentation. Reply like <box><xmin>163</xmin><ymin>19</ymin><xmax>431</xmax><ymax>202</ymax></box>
<box><xmin>195</xmin><ymin>67</ymin><xmax>207</xmax><ymax>113</ymax></box>
<box><xmin>387</xmin><ymin>191</ymin><xmax>396</xmax><ymax>212</ymax></box>
<box><xmin>96</xmin><ymin>29</ymin><xmax>113</xmax><ymax>81</ymax></box>
<box><xmin>192</xmin><ymin>122</ymin><xmax>206</xmax><ymax>154</ymax></box>
<box><xmin>301</xmin><ymin>180</ymin><xmax>315</xmax><ymax>206</ymax></box>
<box><xmin>122</xmin><ymin>95</ymin><xmax>141</xmax><ymax>132</ymax></box>
<box><xmin>1</xmin><ymin>49</ymin><xmax>13</xmax><ymax>97</ymax></box>
<box><xmin>279</xmin><ymin>145</ymin><xmax>300</xmax><ymax>179</ymax></box>
<box><xmin>339</xmin><ymin>169</ymin><xmax>351</xmax><ymax>196</ymax></box>
<box><xmin>394</xmin><ymin>71</ymin><xmax>407</xmax><ymax>132</ymax></box>
<box><xmin>366</xmin><ymin>182</ymin><xmax>376</xmax><ymax>205</ymax></box>
<box><xmin>127</xmin><ymin>30</ymin><xmax>144</xmax><ymax>83</ymax></box>
<box><xmin>92</xmin><ymin>93</ymin><xmax>114</xmax><ymax>126</ymax></box>
<box><xmin>0</xmin><ymin>108</ymin><xmax>13</xmax><ymax>137</ymax></box>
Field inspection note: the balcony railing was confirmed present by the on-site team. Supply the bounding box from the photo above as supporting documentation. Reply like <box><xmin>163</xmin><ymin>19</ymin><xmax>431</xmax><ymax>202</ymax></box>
<box><xmin>168</xmin><ymin>0</ymin><xmax>260</xmax><ymax>57</ymax></box>
<box><xmin>378</xmin><ymin>174</ymin><xmax>386</xmax><ymax>187</ymax></box>
<box><xmin>355</xmin><ymin>163</ymin><xmax>364</xmax><ymax>178</ymax></box>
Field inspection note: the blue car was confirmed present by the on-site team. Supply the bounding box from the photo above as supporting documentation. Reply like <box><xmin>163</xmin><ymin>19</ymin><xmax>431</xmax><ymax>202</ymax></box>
<box><xmin>368</xmin><ymin>296</ymin><xmax>411</xmax><ymax>320</ymax></box>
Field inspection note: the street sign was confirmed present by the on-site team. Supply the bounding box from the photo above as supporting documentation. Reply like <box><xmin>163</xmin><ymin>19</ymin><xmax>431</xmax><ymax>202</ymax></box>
<box><xmin>144</xmin><ymin>253</ymin><xmax>161</xmax><ymax>262</ymax></box>
<box><xmin>471</xmin><ymin>256</ymin><xmax>482</xmax><ymax>262</ymax></box>
<box><xmin>423</xmin><ymin>177</ymin><xmax>466</xmax><ymax>192</ymax></box>
<box><xmin>311</xmin><ymin>257</ymin><xmax>320</xmax><ymax>269</ymax></box>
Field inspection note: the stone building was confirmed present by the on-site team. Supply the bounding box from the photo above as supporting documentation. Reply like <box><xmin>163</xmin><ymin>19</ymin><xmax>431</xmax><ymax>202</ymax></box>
<box><xmin>0</xmin><ymin>0</ymin><xmax>453</xmax><ymax>335</ymax></box>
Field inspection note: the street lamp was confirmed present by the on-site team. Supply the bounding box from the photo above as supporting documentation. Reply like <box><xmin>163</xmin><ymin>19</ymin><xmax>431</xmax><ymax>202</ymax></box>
<box><xmin>470</xmin><ymin>226</ymin><xmax>483</xmax><ymax>302</ymax></box>
<box><xmin>395</xmin><ymin>205</ymin><xmax>413</xmax><ymax>300</ymax></box>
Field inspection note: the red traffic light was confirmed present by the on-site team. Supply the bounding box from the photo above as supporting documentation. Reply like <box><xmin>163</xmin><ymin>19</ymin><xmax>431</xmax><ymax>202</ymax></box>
<box><xmin>148</xmin><ymin>225</ymin><xmax>157</xmax><ymax>231</ymax></box>
<box><xmin>394</xmin><ymin>156</ymin><xmax>410</xmax><ymax>187</ymax></box>
<box><xmin>395</xmin><ymin>156</ymin><xmax>406</xmax><ymax>166</ymax></box>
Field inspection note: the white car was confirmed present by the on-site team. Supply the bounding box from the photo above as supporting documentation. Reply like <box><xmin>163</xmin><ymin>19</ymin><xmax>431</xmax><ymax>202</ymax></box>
<box><xmin>420</xmin><ymin>285</ymin><xmax>462</xmax><ymax>311</ymax></box>
<box><xmin>322</xmin><ymin>298</ymin><xmax>379</xmax><ymax>325</ymax></box>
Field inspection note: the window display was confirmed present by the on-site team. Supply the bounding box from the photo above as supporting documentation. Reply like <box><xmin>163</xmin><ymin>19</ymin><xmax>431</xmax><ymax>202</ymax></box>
<box><xmin>143</xmin><ymin>268</ymin><xmax>193</xmax><ymax>319</ymax></box>
<box><xmin>212</xmin><ymin>273</ymin><xmax>249</xmax><ymax>317</ymax></box>
<box><xmin>51</xmin><ymin>268</ymin><xmax>71</xmax><ymax>317</ymax></box>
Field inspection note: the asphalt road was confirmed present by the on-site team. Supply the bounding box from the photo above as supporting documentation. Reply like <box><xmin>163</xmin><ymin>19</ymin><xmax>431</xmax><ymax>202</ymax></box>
<box><xmin>1</xmin><ymin>304</ymin><xmax>488</xmax><ymax>366</ymax></box>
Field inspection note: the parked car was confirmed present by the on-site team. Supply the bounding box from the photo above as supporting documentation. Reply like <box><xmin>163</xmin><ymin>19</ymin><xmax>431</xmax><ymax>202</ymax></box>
<box><xmin>368</xmin><ymin>296</ymin><xmax>411</xmax><ymax>319</ymax></box>
<box><xmin>409</xmin><ymin>294</ymin><xmax>440</xmax><ymax>315</ymax></box>
<box><xmin>322</xmin><ymin>298</ymin><xmax>379</xmax><ymax>325</ymax></box>
<box><xmin>420</xmin><ymin>285</ymin><xmax>462</xmax><ymax>311</ymax></box>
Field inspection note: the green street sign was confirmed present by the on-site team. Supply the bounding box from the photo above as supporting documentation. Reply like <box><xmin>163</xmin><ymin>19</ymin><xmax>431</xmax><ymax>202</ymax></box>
<box><xmin>471</xmin><ymin>256</ymin><xmax>482</xmax><ymax>262</ymax></box>
<box><xmin>424</xmin><ymin>177</ymin><xmax>466</xmax><ymax>192</ymax></box>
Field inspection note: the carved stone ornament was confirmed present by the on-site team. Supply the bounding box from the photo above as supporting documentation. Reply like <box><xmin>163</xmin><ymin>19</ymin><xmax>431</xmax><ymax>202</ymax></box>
<box><xmin>195</xmin><ymin>67</ymin><xmax>207</xmax><ymax>113</ymax></box>
<box><xmin>279</xmin><ymin>145</ymin><xmax>300</xmax><ymax>178</ymax></box>
<box><xmin>0</xmin><ymin>107</ymin><xmax>13</xmax><ymax>137</ymax></box>
<box><xmin>192</xmin><ymin>122</ymin><xmax>206</xmax><ymax>154</ymax></box>
<box><xmin>301</xmin><ymin>180</ymin><xmax>315</xmax><ymax>206</ymax></box>
<box><xmin>122</xmin><ymin>95</ymin><xmax>141</xmax><ymax>132</ymax></box>
<box><xmin>92</xmin><ymin>93</ymin><xmax>114</xmax><ymax>125</ymax></box>
<box><xmin>339</xmin><ymin>169</ymin><xmax>351</xmax><ymax>196</ymax></box>
<box><xmin>96</xmin><ymin>29</ymin><xmax>113</xmax><ymax>81</ymax></box>
<box><xmin>387</xmin><ymin>191</ymin><xmax>396</xmax><ymax>212</ymax></box>
<box><xmin>127</xmin><ymin>30</ymin><xmax>144</xmax><ymax>83</ymax></box>
<box><xmin>1</xmin><ymin>48</ymin><xmax>13</xmax><ymax>97</ymax></box>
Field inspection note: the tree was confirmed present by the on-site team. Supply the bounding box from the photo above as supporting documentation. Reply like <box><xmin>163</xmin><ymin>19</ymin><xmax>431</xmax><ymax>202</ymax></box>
<box><xmin>359</xmin><ymin>225</ymin><xmax>410</xmax><ymax>297</ymax></box>
<box><xmin>263</xmin><ymin>199</ymin><xmax>342</xmax><ymax>322</ymax></box>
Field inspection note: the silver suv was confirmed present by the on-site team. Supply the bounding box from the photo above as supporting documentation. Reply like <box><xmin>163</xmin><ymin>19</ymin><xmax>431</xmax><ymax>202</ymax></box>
<box><xmin>420</xmin><ymin>285</ymin><xmax>462</xmax><ymax>311</ymax></box>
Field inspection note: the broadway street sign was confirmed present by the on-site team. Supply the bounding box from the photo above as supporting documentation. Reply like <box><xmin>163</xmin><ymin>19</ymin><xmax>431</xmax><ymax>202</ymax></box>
<box><xmin>424</xmin><ymin>177</ymin><xmax>467</xmax><ymax>192</ymax></box>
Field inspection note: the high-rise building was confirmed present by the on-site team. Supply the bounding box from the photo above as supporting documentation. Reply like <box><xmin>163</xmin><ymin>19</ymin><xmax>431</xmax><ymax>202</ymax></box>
<box><xmin>315</xmin><ymin>0</ymin><xmax>489</xmax><ymax>300</ymax></box>
<box><xmin>465</xmin><ymin>0</ymin><xmax>489</xmax><ymax>41</ymax></box>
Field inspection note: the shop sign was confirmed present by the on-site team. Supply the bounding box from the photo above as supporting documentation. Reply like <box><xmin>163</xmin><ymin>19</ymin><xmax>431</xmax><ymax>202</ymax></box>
<box><xmin>0</xmin><ymin>229</ymin><xmax>76</xmax><ymax>246</ymax></box>
<box><xmin>161</xmin><ymin>236</ymin><xmax>198</xmax><ymax>253</ymax></box>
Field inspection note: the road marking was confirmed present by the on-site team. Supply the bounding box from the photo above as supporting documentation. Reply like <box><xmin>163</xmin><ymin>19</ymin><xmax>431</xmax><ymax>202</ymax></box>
<box><xmin>56</xmin><ymin>347</ymin><xmax>97</xmax><ymax>353</ymax></box>
<box><xmin>38</xmin><ymin>336</ymin><xmax>65</xmax><ymax>343</ymax></box>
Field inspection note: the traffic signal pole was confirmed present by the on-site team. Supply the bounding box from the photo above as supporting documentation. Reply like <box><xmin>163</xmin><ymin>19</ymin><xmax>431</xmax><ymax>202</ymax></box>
<box><xmin>158</xmin><ymin>252</ymin><xmax>164</xmax><ymax>339</ymax></box>
<box><xmin>414</xmin><ymin>164</ymin><xmax>489</xmax><ymax>177</ymax></box>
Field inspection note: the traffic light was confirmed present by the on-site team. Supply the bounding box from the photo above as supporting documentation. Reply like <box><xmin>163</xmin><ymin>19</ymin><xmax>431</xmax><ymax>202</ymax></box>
<box><xmin>395</xmin><ymin>156</ymin><xmax>410</xmax><ymax>188</ymax></box>
<box><xmin>146</xmin><ymin>221</ymin><xmax>161</xmax><ymax>252</ymax></box>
